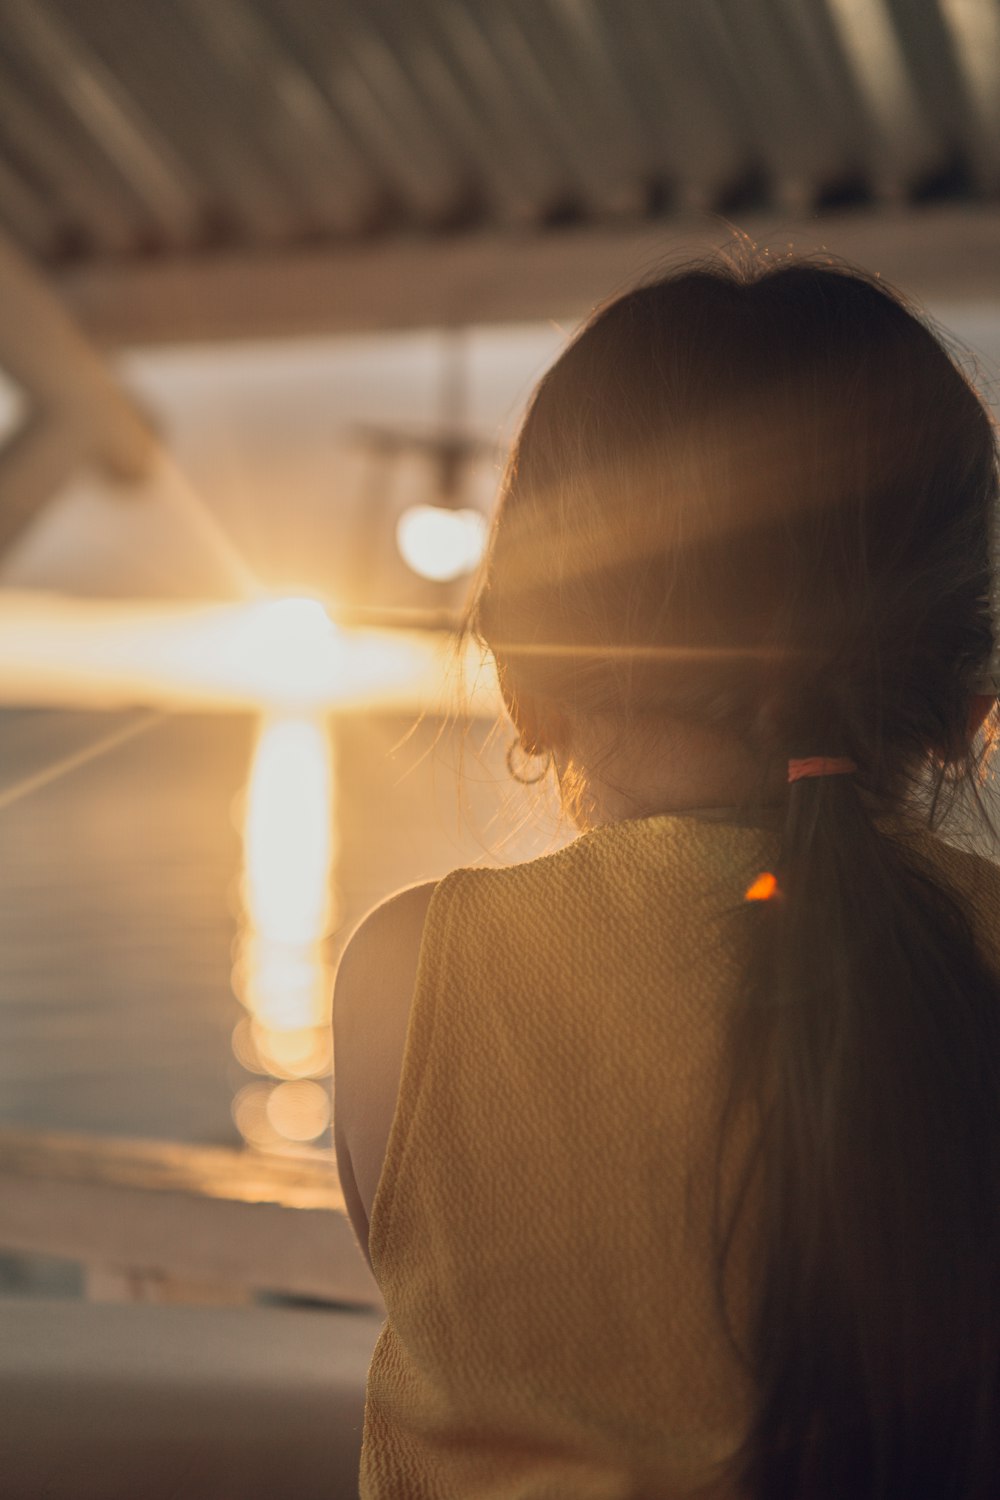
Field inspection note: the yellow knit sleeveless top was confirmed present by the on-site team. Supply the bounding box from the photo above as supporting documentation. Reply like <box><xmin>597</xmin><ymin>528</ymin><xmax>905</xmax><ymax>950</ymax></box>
<box><xmin>359</xmin><ymin>814</ymin><xmax>1000</xmax><ymax>1500</ymax></box>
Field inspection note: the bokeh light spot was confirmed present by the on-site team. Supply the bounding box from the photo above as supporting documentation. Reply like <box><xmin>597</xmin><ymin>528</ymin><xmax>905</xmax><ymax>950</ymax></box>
<box><xmin>265</xmin><ymin>1079</ymin><xmax>332</xmax><ymax>1142</ymax></box>
<box><xmin>396</xmin><ymin>504</ymin><xmax>488</xmax><ymax>582</ymax></box>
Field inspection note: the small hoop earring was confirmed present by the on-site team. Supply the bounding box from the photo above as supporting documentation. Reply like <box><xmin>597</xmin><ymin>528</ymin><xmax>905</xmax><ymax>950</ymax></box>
<box><xmin>506</xmin><ymin>737</ymin><xmax>552</xmax><ymax>785</ymax></box>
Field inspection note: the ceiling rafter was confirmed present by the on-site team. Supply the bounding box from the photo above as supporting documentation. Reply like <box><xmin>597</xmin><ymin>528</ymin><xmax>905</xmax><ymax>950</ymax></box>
<box><xmin>0</xmin><ymin>0</ymin><xmax>994</xmax><ymax>277</ymax></box>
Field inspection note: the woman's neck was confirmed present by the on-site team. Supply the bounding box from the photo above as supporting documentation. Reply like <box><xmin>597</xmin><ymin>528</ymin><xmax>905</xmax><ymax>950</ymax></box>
<box><xmin>557</xmin><ymin>716</ymin><xmax>785</xmax><ymax>831</ymax></box>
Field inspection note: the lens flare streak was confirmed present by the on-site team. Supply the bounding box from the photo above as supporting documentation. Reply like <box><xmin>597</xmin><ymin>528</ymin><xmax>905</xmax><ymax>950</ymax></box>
<box><xmin>0</xmin><ymin>709</ymin><xmax>163</xmax><ymax>815</ymax></box>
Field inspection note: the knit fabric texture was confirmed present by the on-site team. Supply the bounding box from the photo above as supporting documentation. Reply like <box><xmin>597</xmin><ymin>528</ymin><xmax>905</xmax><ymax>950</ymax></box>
<box><xmin>359</xmin><ymin>813</ymin><xmax>1000</xmax><ymax>1500</ymax></box>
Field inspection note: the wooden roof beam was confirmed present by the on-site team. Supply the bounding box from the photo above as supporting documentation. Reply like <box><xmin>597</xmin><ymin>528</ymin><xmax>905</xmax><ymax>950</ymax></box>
<box><xmin>57</xmin><ymin>204</ymin><xmax>1000</xmax><ymax>350</ymax></box>
<box><xmin>0</xmin><ymin>230</ymin><xmax>157</xmax><ymax>552</ymax></box>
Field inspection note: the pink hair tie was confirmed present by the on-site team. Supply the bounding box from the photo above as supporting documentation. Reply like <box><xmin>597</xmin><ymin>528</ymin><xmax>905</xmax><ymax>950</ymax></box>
<box><xmin>787</xmin><ymin>756</ymin><xmax>858</xmax><ymax>783</ymax></box>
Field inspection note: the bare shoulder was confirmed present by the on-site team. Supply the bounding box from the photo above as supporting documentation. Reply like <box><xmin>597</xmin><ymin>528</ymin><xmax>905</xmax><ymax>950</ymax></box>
<box><xmin>333</xmin><ymin>881</ymin><xmax>438</xmax><ymax>1264</ymax></box>
<box><xmin>334</xmin><ymin>881</ymin><xmax>438</xmax><ymax>1031</ymax></box>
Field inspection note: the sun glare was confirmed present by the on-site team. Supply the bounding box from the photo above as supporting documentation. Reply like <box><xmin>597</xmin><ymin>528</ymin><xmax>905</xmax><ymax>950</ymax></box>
<box><xmin>250</xmin><ymin>594</ymin><xmax>333</xmax><ymax>641</ymax></box>
<box><xmin>242</xmin><ymin>713</ymin><xmax>334</xmax><ymax>952</ymax></box>
<box><xmin>0</xmin><ymin>588</ymin><xmax>498</xmax><ymax>718</ymax></box>
<box><xmin>213</xmin><ymin>594</ymin><xmax>351</xmax><ymax>708</ymax></box>
<box><xmin>231</xmin><ymin>712</ymin><xmax>337</xmax><ymax>1150</ymax></box>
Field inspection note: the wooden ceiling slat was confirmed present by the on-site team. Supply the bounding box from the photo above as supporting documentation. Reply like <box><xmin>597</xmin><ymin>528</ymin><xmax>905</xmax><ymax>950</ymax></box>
<box><xmin>75</xmin><ymin>0</ymin><xmax>307</xmax><ymax>247</ymax></box>
<box><xmin>769</xmin><ymin>0</ymin><xmax>876</xmax><ymax>171</ymax></box>
<box><xmin>823</xmin><ymin>0</ymin><xmax>944</xmax><ymax>196</ymax></box>
<box><xmin>0</xmin><ymin>156</ymin><xmax>58</xmax><ymax>260</ymax></box>
<box><xmin>0</xmin><ymin>59</ymin><xmax>144</xmax><ymax>255</ymax></box>
<box><xmin>709</xmin><ymin>2</ymin><xmax>856</xmax><ymax>207</ymax></box>
<box><xmin>419</xmin><ymin>0</ymin><xmax>569</xmax><ymax>221</ymax></box>
<box><xmin>518</xmin><ymin>0</ymin><xmax>651</xmax><ymax>216</ymax></box>
<box><xmin>0</xmin><ymin>1</ymin><xmax>995</xmax><ymax>286</ymax></box>
<box><xmin>277</xmin><ymin>0</ymin><xmax>461</xmax><ymax>226</ymax></box>
<box><xmin>468</xmin><ymin>0</ymin><xmax>639</xmax><ymax>219</ymax></box>
<box><xmin>178</xmin><ymin>0</ymin><xmax>381</xmax><ymax>238</ymax></box>
<box><xmin>894</xmin><ymin>0</ymin><xmax>1000</xmax><ymax>194</ymax></box>
<box><xmin>617</xmin><ymin>1</ymin><xmax>747</xmax><ymax>207</ymax></box>
<box><xmin>376</xmin><ymin>0</ymin><xmax>538</xmax><ymax>226</ymax></box>
<box><xmin>938</xmin><ymin>0</ymin><xmax>1000</xmax><ymax>192</ymax></box>
<box><xmin>4</xmin><ymin>0</ymin><xmax>202</xmax><ymax>247</ymax></box>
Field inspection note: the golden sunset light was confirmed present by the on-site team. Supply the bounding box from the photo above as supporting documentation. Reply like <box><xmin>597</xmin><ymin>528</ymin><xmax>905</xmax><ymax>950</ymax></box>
<box><xmin>0</xmin><ymin>590</ymin><xmax>495</xmax><ymax>715</ymax></box>
<box><xmin>231</xmin><ymin>713</ymin><xmax>337</xmax><ymax>1150</ymax></box>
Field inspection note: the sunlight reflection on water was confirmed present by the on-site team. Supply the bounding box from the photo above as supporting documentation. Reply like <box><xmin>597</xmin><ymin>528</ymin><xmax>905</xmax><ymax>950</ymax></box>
<box><xmin>231</xmin><ymin>713</ymin><xmax>337</xmax><ymax>1151</ymax></box>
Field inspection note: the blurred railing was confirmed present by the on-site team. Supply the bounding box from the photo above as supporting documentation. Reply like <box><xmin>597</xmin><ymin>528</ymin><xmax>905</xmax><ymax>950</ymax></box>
<box><xmin>0</xmin><ymin>1126</ymin><xmax>381</xmax><ymax>1307</ymax></box>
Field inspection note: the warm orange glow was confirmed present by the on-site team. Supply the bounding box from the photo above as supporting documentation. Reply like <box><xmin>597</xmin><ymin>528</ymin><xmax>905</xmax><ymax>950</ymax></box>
<box><xmin>265</xmin><ymin>1080</ymin><xmax>332</xmax><ymax>1142</ymax></box>
<box><xmin>0</xmin><ymin>590</ymin><xmax>485</xmax><ymax>715</ymax></box>
<box><xmin>0</xmin><ymin>587</ymin><xmax>501</xmax><ymax>1142</ymax></box>
<box><xmin>232</xmin><ymin>713</ymin><xmax>337</xmax><ymax>1148</ymax></box>
<box><xmin>213</xmin><ymin>596</ymin><xmax>346</xmax><ymax>709</ymax></box>
<box><xmin>243</xmin><ymin>716</ymin><xmax>334</xmax><ymax>953</ymax></box>
<box><xmin>231</xmin><ymin>1080</ymin><xmax>281</xmax><ymax>1151</ymax></box>
<box><xmin>745</xmin><ymin>870</ymin><xmax>778</xmax><ymax>902</ymax></box>
<box><xmin>230</xmin><ymin>1017</ymin><xmax>333</xmax><ymax>1081</ymax></box>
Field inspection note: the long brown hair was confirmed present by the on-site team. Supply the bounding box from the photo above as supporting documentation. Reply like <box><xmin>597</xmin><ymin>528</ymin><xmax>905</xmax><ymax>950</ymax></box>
<box><xmin>470</xmin><ymin>258</ymin><xmax>1000</xmax><ymax>1496</ymax></box>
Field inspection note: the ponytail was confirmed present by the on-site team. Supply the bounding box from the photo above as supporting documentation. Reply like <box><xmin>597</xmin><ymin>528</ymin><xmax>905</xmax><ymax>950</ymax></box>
<box><xmin>726</xmin><ymin>770</ymin><xmax>1000</xmax><ymax>1497</ymax></box>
